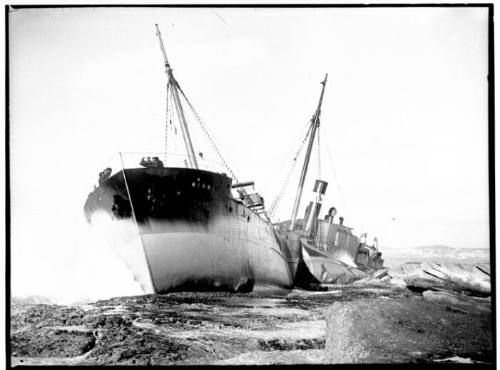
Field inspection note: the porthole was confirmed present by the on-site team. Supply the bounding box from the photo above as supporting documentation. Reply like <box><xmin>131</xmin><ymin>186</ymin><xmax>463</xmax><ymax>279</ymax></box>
<box><xmin>207</xmin><ymin>184</ymin><xmax>211</xmax><ymax>190</ymax></box>
<box><xmin>176</xmin><ymin>191</ymin><xmax>181</xmax><ymax>196</ymax></box>
<box><xmin>202</xmin><ymin>184</ymin><xmax>206</xmax><ymax>189</ymax></box>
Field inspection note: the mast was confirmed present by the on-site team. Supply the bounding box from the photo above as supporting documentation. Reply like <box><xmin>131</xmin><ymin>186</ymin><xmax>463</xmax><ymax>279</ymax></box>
<box><xmin>289</xmin><ymin>74</ymin><xmax>328</xmax><ymax>231</ymax></box>
<box><xmin>155</xmin><ymin>24</ymin><xmax>199</xmax><ymax>169</ymax></box>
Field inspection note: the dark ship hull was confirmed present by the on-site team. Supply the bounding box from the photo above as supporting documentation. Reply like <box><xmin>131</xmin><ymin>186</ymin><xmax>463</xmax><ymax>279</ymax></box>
<box><xmin>84</xmin><ymin>167</ymin><xmax>293</xmax><ymax>293</ymax></box>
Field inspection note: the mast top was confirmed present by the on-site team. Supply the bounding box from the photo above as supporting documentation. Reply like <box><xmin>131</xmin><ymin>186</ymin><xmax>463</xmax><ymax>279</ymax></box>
<box><xmin>314</xmin><ymin>73</ymin><xmax>328</xmax><ymax>118</ymax></box>
<box><xmin>155</xmin><ymin>24</ymin><xmax>171</xmax><ymax>71</ymax></box>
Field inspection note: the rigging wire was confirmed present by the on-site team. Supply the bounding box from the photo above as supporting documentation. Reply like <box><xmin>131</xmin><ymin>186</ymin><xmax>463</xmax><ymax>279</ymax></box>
<box><xmin>165</xmin><ymin>83</ymin><xmax>179</xmax><ymax>163</ymax></box>
<box><xmin>323</xmin><ymin>138</ymin><xmax>351</xmax><ymax>222</ymax></box>
<box><xmin>164</xmin><ymin>83</ymin><xmax>170</xmax><ymax>163</ymax></box>
<box><xmin>316</xmin><ymin>123</ymin><xmax>321</xmax><ymax>180</ymax></box>
<box><xmin>176</xmin><ymin>85</ymin><xmax>239</xmax><ymax>183</ymax></box>
<box><xmin>258</xmin><ymin>118</ymin><xmax>312</xmax><ymax>193</ymax></box>
<box><xmin>268</xmin><ymin>124</ymin><xmax>312</xmax><ymax>219</ymax></box>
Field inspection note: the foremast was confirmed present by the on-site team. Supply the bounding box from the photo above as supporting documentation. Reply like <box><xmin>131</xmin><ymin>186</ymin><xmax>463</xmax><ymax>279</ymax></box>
<box><xmin>289</xmin><ymin>74</ymin><xmax>328</xmax><ymax>231</ymax></box>
<box><xmin>155</xmin><ymin>24</ymin><xmax>199</xmax><ymax>169</ymax></box>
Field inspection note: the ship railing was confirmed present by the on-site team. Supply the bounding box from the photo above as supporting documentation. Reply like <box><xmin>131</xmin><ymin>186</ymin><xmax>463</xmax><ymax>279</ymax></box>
<box><xmin>91</xmin><ymin>151</ymin><xmax>230</xmax><ymax>189</ymax></box>
<box><xmin>120</xmin><ymin>152</ymin><xmax>228</xmax><ymax>173</ymax></box>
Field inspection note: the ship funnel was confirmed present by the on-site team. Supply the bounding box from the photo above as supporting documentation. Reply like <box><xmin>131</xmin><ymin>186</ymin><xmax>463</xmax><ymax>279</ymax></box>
<box><xmin>304</xmin><ymin>180</ymin><xmax>328</xmax><ymax>238</ymax></box>
<box><xmin>325</xmin><ymin>206</ymin><xmax>337</xmax><ymax>224</ymax></box>
<box><xmin>313</xmin><ymin>180</ymin><xmax>328</xmax><ymax>195</ymax></box>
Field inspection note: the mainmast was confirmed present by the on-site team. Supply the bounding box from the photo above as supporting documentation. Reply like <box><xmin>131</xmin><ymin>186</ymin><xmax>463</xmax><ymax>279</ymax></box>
<box><xmin>289</xmin><ymin>74</ymin><xmax>328</xmax><ymax>231</ymax></box>
<box><xmin>155</xmin><ymin>24</ymin><xmax>199</xmax><ymax>169</ymax></box>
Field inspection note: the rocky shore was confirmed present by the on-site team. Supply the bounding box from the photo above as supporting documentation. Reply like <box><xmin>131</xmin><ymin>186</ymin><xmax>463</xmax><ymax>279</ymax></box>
<box><xmin>10</xmin><ymin>262</ymin><xmax>492</xmax><ymax>366</ymax></box>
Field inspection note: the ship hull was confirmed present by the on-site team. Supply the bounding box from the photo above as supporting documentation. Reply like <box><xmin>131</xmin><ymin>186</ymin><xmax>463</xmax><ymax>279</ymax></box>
<box><xmin>301</xmin><ymin>243</ymin><xmax>368</xmax><ymax>284</ymax></box>
<box><xmin>276</xmin><ymin>231</ymin><xmax>369</xmax><ymax>285</ymax></box>
<box><xmin>274</xmin><ymin>222</ymin><xmax>383</xmax><ymax>286</ymax></box>
<box><xmin>84</xmin><ymin>167</ymin><xmax>293</xmax><ymax>293</ymax></box>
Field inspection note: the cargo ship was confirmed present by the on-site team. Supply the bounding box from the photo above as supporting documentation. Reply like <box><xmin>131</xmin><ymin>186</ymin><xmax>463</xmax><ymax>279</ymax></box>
<box><xmin>83</xmin><ymin>25</ymin><xmax>384</xmax><ymax>294</ymax></box>
<box><xmin>83</xmin><ymin>25</ymin><xmax>293</xmax><ymax>294</ymax></box>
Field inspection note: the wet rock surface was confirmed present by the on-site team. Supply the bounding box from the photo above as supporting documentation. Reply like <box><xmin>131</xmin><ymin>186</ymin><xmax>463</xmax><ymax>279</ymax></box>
<box><xmin>10</xmin><ymin>263</ymin><xmax>493</xmax><ymax>366</ymax></box>
<box><xmin>326</xmin><ymin>294</ymin><xmax>492</xmax><ymax>364</ymax></box>
<box><xmin>391</xmin><ymin>262</ymin><xmax>491</xmax><ymax>296</ymax></box>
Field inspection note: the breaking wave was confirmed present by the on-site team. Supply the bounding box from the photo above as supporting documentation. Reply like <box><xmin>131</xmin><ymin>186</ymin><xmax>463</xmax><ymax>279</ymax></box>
<box><xmin>11</xmin><ymin>218</ymin><xmax>144</xmax><ymax>305</ymax></box>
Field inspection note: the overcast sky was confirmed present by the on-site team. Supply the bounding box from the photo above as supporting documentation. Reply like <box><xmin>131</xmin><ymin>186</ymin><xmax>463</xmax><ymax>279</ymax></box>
<box><xmin>9</xmin><ymin>6</ymin><xmax>490</xmax><ymax>301</ymax></box>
